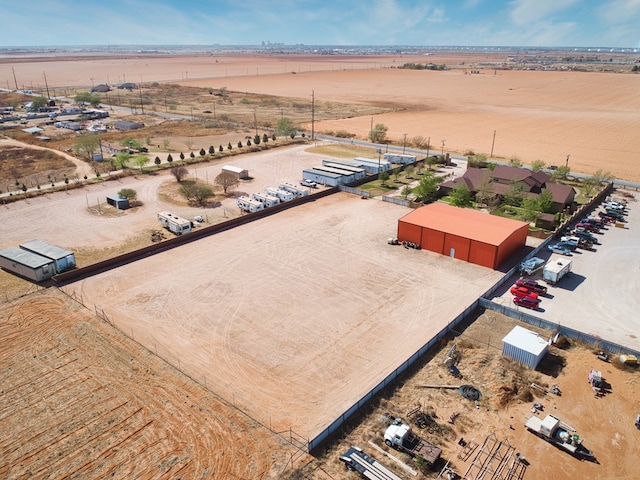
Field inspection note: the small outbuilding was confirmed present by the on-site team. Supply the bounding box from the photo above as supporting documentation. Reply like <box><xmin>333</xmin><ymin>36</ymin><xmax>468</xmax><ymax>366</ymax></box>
<box><xmin>222</xmin><ymin>165</ymin><xmax>249</xmax><ymax>179</ymax></box>
<box><xmin>502</xmin><ymin>325</ymin><xmax>549</xmax><ymax>370</ymax></box>
<box><xmin>0</xmin><ymin>246</ymin><xmax>56</xmax><ymax>282</ymax></box>
<box><xmin>19</xmin><ymin>239</ymin><xmax>76</xmax><ymax>274</ymax></box>
<box><xmin>106</xmin><ymin>194</ymin><xmax>130</xmax><ymax>210</ymax></box>
<box><xmin>114</xmin><ymin>120</ymin><xmax>144</xmax><ymax>131</ymax></box>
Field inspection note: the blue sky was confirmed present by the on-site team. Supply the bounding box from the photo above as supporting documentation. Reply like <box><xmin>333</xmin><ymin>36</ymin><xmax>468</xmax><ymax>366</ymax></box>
<box><xmin>1</xmin><ymin>0</ymin><xmax>638</xmax><ymax>48</ymax></box>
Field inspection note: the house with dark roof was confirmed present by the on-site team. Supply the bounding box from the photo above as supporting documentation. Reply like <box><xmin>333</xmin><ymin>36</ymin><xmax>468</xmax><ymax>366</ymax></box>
<box><xmin>91</xmin><ymin>84</ymin><xmax>111</xmax><ymax>93</ymax></box>
<box><xmin>440</xmin><ymin>166</ymin><xmax>575</xmax><ymax>213</ymax></box>
<box><xmin>114</xmin><ymin>120</ymin><xmax>144</xmax><ymax>131</ymax></box>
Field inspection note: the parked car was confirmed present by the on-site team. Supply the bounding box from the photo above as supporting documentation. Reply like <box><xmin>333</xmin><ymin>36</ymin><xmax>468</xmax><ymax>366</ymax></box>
<box><xmin>572</xmin><ymin>229</ymin><xmax>598</xmax><ymax>244</ymax></box>
<box><xmin>515</xmin><ymin>278</ymin><xmax>548</xmax><ymax>295</ymax></box>
<box><xmin>581</xmin><ymin>218</ymin><xmax>605</xmax><ymax>229</ymax></box>
<box><xmin>547</xmin><ymin>243</ymin><xmax>572</xmax><ymax>256</ymax></box>
<box><xmin>519</xmin><ymin>257</ymin><xmax>546</xmax><ymax>276</ymax></box>
<box><xmin>604</xmin><ymin>209</ymin><xmax>625</xmax><ymax>221</ymax></box>
<box><xmin>575</xmin><ymin>222</ymin><xmax>599</xmax><ymax>233</ymax></box>
<box><xmin>300</xmin><ymin>179</ymin><xmax>317</xmax><ymax>188</ymax></box>
<box><xmin>603</xmin><ymin>201</ymin><xmax>626</xmax><ymax>211</ymax></box>
<box><xmin>510</xmin><ymin>286</ymin><xmax>539</xmax><ymax>299</ymax></box>
<box><xmin>560</xmin><ymin>235</ymin><xmax>580</xmax><ymax>248</ymax></box>
<box><xmin>597</xmin><ymin>212</ymin><xmax>617</xmax><ymax>223</ymax></box>
<box><xmin>513</xmin><ymin>295</ymin><xmax>541</xmax><ymax>310</ymax></box>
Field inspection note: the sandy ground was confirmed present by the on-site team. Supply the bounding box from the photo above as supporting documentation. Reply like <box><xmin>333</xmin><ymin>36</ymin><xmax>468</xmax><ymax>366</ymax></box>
<box><xmin>64</xmin><ymin>192</ymin><xmax>505</xmax><ymax>439</ymax></box>
<box><xmin>0</xmin><ymin>288</ymin><xmax>298</xmax><ymax>479</ymax></box>
<box><xmin>2</xmin><ymin>53</ymin><xmax>638</xmax><ymax>182</ymax></box>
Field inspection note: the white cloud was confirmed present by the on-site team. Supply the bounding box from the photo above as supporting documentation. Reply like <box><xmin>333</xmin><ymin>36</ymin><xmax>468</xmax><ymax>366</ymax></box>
<box><xmin>509</xmin><ymin>0</ymin><xmax>578</xmax><ymax>25</ymax></box>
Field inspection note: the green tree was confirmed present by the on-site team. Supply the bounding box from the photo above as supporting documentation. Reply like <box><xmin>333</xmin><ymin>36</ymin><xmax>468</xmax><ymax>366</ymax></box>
<box><xmin>272</xmin><ymin>133</ymin><xmax>277</xmax><ymax>141</ymax></box>
<box><xmin>154</xmin><ymin>156</ymin><xmax>161</xmax><ymax>168</ymax></box>
<box><xmin>552</xmin><ymin>165</ymin><xmax>571</xmax><ymax>181</ymax></box>
<box><xmin>74</xmin><ymin>92</ymin><xmax>100</xmax><ymax>107</ymax></box>
<box><xmin>368</xmin><ymin>123</ymin><xmax>388</xmax><ymax>143</ymax></box>
<box><xmin>404</xmin><ymin>165</ymin><xmax>415</xmax><ymax>179</ymax></box>
<box><xmin>237</xmin><ymin>140</ymin><xmax>243</xmax><ymax>148</ymax></box>
<box><xmin>178</xmin><ymin>183</ymin><xmax>196</xmax><ymax>203</ymax></box>
<box><xmin>503</xmin><ymin>181</ymin><xmax>525</xmax><ymax>206</ymax></box>
<box><xmin>262</xmin><ymin>133</ymin><xmax>269</xmax><ymax>143</ymax></box>
<box><xmin>189</xmin><ymin>151</ymin><xmax>195</xmax><ymax>159</ymax></box>
<box><xmin>538</xmin><ymin>188</ymin><xmax>554</xmax><ymax>213</ymax></box>
<box><xmin>450</xmin><ymin>184</ymin><xmax>472</xmax><ymax>207</ymax></box>
<box><xmin>378</xmin><ymin>171</ymin><xmax>390</xmax><ymax>186</ymax></box>
<box><xmin>475</xmin><ymin>174</ymin><xmax>494</xmax><ymax>207</ymax></box>
<box><xmin>591</xmin><ymin>169</ymin><xmax>613</xmax><ymax>185</ymax></box>
<box><xmin>246</xmin><ymin>139</ymin><xmax>252</xmax><ymax>146</ymax></box>
<box><xmin>219</xmin><ymin>144</ymin><xmax>224</xmax><ymax>152</ymax></box>
<box><xmin>208</xmin><ymin>145</ymin><xmax>215</xmax><ymax>155</ymax></box>
<box><xmin>193</xmin><ymin>185</ymin><xmax>215</xmax><ymax>206</ymax></box>
<box><xmin>467</xmin><ymin>153</ymin><xmax>488</xmax><ymax>168</ymax></box>
<box><xmin>276</xmin><ymin>117</ymin><xmax>297</xmax><ymax>138</ymax></box>
<box><xmin>531</xmin><ymin>159</ymin><xmax>546</xmax><ymax>172</ymax></box>
<box><xmin>227</xmin><ymin>142</ymin><xmax>233</xmax><ymax>150</ymax></box>
<box><xmin>199</xmin><ymin>148</ymin><xmax>206</xmax><ymax>156</ymax></box>
<box><xmin>426</xmin><ymin>155</ymin><xmax>439</xmax><ymax>170</ymax></box>
<box><xmin>118</xmin><ymin>188</ymin><xmax>137</xmax><ymax>202</ymax></box>
<box><xmin>179</xmin><ymin>152</ymin><xmax>185</xmax><ymax>161</ymax></box>
<box><xmin>167</xmin><ymin>153</ymin><xmax>173</xmax><ymax>164</ymax></box>
<box><xmin>30</xmin><ymin>96</ymin><xmax>48</xmax><ymax>111</ymax></box>
<box><xmin>508</xmin><ymin>156</ymin><xmax>523</xmax><ymax>168</ymax></box>
<box><xmin>215</xmin><ymin>171</ymin><xmax>240</xmax><ymax>194</ymax></box>
<box><xmin>133</xmin><ymin>155</ymin><xmax>149</xmax><ymax>172</ymax></box>
<box><xmin>414</xmin><ymin>171</ymin><xmax>442</xmax><ymax>203</ymax></box>
<box><xmin>412</xmin><ymin>135</ymin><xmax>427</xmax><ymax>149</ymax></box>
<box><xmin>114</xmin><ymin>152</ymin><xmax>131</xmax><ymax>170</ymax></box>
<box><xmin>254</xmin><ymin>134</ymin><xmax>261</xmax><ymax>145</ymax></box>
<box><xmin>121</xmin><ymin>137</ymin><xmax>142</xmax><ymax>150</ymax></box>
<box><xmin>401</xmin><ymin>185</ymin><xmax>412</xmax><ymax>199</ymax></box>
<box><xmin>73</xmin><ymin>134</ymin><xmax>101</xmax><ymax>161</ymax></box>
<box><xmin>521</xmin><ymin>197</ymin><xmax>540</xmax><ymax>223</ymax></box>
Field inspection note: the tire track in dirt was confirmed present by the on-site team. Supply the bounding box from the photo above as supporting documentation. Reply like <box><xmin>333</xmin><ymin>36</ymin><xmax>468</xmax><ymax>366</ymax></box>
<box><xmin>0</xmin><ymin>289</ymin><xmax>302</xmax><ymax>479</ymax></box>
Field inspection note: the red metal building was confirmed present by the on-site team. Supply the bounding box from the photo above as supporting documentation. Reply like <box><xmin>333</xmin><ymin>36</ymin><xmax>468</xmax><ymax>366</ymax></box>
<box><xmin>397</xmin><ymin>203</ymin><xmax>529</xmax><ymax>269</ymax></box>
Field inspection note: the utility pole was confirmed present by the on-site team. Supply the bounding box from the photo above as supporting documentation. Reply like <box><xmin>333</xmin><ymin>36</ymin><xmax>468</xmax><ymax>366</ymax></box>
<box><xmin>311</xmin><ymin>90</ymin><xmax>315</xmax><ymax>141</ymax></box>
<box><xmin>426</xmin><ymin>137</ymin><xmax>430</xmax><ymax>158</ymax></box>
<box><xmin>42</xmin><ymin>71</ymin><xmax>51</xmax><ymax>99</ymax></box>
<box><xmin>490</xmin><ymin>129</ymin><xmax>496</xmax><ymax>157</ymax></box>
<box><xmin>139</xmin><ymin>86</ymin><xmax>144</xmax><ymax>114</ymax></box>
<box><xmin>11</xmin><ymin>66</ymin><xmax>18</xmax><ymax>90</ymax></box>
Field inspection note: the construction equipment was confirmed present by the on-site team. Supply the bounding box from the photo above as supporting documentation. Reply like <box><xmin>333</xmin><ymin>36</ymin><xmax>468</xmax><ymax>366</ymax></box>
<box><xmin>384</xmin><ymin>420</ymin><xmax>442</xmax><ymax>465</ymax></box>
<box><xmin>524</xmin><ymin>414</ymin><xmax>594</xmax><ymax>460</ymax></box>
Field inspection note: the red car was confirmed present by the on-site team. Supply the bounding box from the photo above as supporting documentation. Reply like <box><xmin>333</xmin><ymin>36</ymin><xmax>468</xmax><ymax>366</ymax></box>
<box><xmin>515</xmin><ymin>278</ymin><xmax>547</xmax><ymax>295</ymax></box>
<box><xmin>513</xmin><ymin>295</ymin><xmax>541</xmax><ymax>310</ymax></box>
<box><xmin>575</xmin><ymin>222</ymin><xmax>599</xmax><ymax>233</ymax></box>
<box><xmin>510</xmin><ymin>286</ymin><xmax>539</xmax><ymax>299</ymax></box>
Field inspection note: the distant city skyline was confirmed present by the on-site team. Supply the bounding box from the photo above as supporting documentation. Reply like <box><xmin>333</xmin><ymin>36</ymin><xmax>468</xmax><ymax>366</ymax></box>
<box><xmin>0</xmin><ymin>0</ymin><xmax>639</xmax><ymax>49</ymax></box>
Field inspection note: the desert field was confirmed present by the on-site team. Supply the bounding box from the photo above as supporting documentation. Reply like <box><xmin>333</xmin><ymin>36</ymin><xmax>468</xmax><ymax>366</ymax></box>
<box><xmin>64</xmin><ymin>192</ymin><xmax>505</xmax><ymax>440</ymax></box>
<box><xmin>2</xmin><ymin>52</ymin><xmax>639</xmax><ymax>182</ymax></box>
<box><xmin>2</xmin><ymin>51</ymin><xmax>640</xmax><ymax>480</ymax></box>
<box><xmin>0</xmin><ymin>288</ymin><xmax>299</xmax><ymax>479</ymax></box>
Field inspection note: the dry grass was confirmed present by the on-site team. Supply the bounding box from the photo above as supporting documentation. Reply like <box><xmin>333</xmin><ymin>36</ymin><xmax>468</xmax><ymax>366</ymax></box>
<box><xmin>0</xmin><ymin>145</ymin><xmax>75</xmax><ymax>191</ymax></box>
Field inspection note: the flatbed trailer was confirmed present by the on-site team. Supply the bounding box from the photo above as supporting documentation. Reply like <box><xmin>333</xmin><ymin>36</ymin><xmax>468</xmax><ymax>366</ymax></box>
<box><xmin>339</xmin><ymin>446</ymin><xmax>404</xmax><ymax>480</ymax></box>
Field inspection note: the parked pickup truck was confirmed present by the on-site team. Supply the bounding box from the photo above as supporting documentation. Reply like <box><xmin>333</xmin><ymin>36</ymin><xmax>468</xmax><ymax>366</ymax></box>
<box><xmin>384</xmin><ymin>422</ymin><xmax>442</xmax><ymax>465</ymax></box>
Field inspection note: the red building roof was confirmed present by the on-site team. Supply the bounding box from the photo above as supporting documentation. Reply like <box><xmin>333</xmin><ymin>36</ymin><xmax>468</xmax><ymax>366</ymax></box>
<box><xmin>399</xmin><ymin>203</ymin><xmax>529</xmax><ymax>246</ymax></box>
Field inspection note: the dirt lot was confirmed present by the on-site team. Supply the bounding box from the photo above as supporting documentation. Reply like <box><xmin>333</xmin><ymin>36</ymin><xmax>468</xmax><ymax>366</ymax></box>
<box><xmin>304</xmin><ymin>311</ymin><xmax>640</xmax><ymax>480</ymax></box>
<box><xmin>64</xmin><ymin>192</ymin><xmax>505</xmax><ymax>440</ymax></box>
<box><xmin>2</xmin><ymin>52</ymin><xmax>640</xmax><ymax>480</ymax></box>
<box><xmin>0</xmin><ymin>288</ymin><xmax>299</xmax><ymax>479</ymax></box>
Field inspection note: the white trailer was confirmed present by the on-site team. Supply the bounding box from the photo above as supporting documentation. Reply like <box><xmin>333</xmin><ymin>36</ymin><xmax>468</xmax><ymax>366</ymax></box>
<box><xmin>279</xmin><ymin>183</ymin><xmax>310</xmax><ymax>197</ymax></box>
<box><xmin>542</xmin><ymin>259</ymin><xmax>572</xmax><ymax>284</ymax></box>
<box><xmin>157</xmin><ymin>212</ymin><xmax>192</xmax><ymax>235</ymax></box>
<box><xmin>236</xmin><ymin>196</ymin><xmax>264</xmax><ymax>213</ymax></box>
<box><xmin>252</xmin><ymin>192</ymin><xmax>280</xmax><ymax>207</ymax></box>
<box><xmin>265</xmin><ymin>187</ymin><xmax>294</xmax><ymax>202</ymax></box>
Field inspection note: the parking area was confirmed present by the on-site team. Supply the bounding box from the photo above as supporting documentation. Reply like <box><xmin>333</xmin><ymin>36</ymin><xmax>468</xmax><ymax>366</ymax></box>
<box><xmin>493</xmin><ymin>192</ymin><xmax>640</xmax><ymax>351</ymax></box>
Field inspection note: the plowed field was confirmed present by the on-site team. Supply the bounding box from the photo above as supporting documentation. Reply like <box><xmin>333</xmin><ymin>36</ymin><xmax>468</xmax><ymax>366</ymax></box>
<box><xmin>0</xmin><ymin>289</ymin><xmax>300</xmax><ymax>479</ymax></box>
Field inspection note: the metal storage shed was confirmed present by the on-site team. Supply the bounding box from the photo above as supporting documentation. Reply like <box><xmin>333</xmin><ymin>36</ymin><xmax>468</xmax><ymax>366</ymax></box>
<box><xmin>302</xmin><ymin>168</ymin><xmax>343</xmax><ymax>187</ymax></box>
<box><xmin>502</xmin><ymin>325</ymin><xmax>549</xmax><ymax>370</ymax></box>
<box><xmin>384</xmin><ymin>153</ymin><xmax>417</xmax><ymax>164</ymax></box>
<box><xmin>106</xmin><ymin>195</ymin><xmax>130</xmax><ymax>210</ymax></box>
<box><xmin>0</xmin><ymin>246</ymin><xmax>56</xmax><ymax>282</ymax></box>
<box><xmin>397</xmin><ymin>203</ymin><xmax>529</xmax><ymax>269</ymax></box>
<box><xmin>19</xmin><ymin>239</ymin><xmax>76</xmax><ymax>274</ymax></box>
<box><xmin>222</xmin><ymin>165</ymin><xmax>249</xmax><ymax>179</ymax></box>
